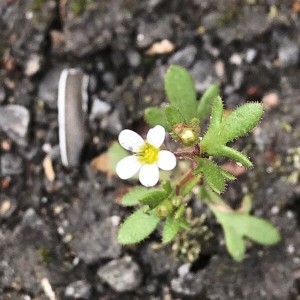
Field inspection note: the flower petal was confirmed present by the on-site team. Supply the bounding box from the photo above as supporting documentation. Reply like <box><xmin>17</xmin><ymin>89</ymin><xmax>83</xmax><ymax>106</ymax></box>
<box><xmin>118</xmin><ymin>129</ymin><xmax>144</xmax><ymax>152</ymax></box>
<box><xmin>147</xmin><ymin>125</ymin><xmax>165</xmax><ymax>148</ymax></box>
<box><xmin>116</xmin><ymin>155</ymin><xmax>141</xmax><ymax>179</ymax></box>
<box><xmin>139</xmin><ymin>164</ymin><xmax>159</xmax><ymax>187</ymax></box>
<box><xmin>157</xmin><ymin>150</ymin><xmax>177</xmax><ymax>170</ymax></box>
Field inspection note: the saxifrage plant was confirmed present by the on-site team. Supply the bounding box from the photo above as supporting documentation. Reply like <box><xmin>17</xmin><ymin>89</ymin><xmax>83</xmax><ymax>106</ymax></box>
<box><xmin>111</xmin><ymin>65</ymin><xmax>280</xmax><ymax>261</ymax></box>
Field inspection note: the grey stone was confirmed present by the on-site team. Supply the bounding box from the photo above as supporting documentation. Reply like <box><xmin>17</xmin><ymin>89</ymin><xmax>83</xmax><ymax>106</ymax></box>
<box><xmin>168</xmin><ymin>45</ymin><xmax>197</xmax><ymax>68</ymax></box>
<box><xmin>65</xmin><ymin>280</ymin><xmax>92</xmax><ymax>299</ymax></box>
<box><xmin>171</xmin><ymin>270</ymin><xmax>205</xmax><ymax>297</ymax></box>
<box><xmin>278</xmin><ymin>40</ymin><xmax>299</xmax><ymax>68</ymax></box>
<box><xmin>38</xmin><ymin>66</ymin><xmax>66</xmax><ymax>109</ymax></box>
<box><xmin>97</xmin><ymin>256</ymin><xmax>142</xmax><ymax>292</ymax></box>
<box><xmin>142</xmin><ymin>243</ymin><xmax>178</xmax><ymax>276</ymax></box>
<box><xmin>0</xmin><ymin>105</ymin><xmax>30</xmax><ymax>146</ymax></box>
<box><xmin>136</xmin><ymin>16</ymin><xmax>173</xmax><ymax>48</ymax></box>
<box><xmin>1</xmin><ymin>153</ymin><xmax>23</xmax><ymax>175</ymax></box>
<box><xmin>89</xmin><ymin>98</ymin><xmax>111</xmax><ymax>121</ymax></box>
<box><xmin>101</xmin><ymin>110</ymin><xmax>123</xmax><ymax>136</ymax></box>
<box><xmin>127</xmin><ymin>50</ymin><xmax>141</xmax><ymax>68</ymax></box>
<box><xmin>70</xmin><ymin>217</ymin><xmax>122</xmax><ymax>264</ymax></box>
<box><xmin>191</xmin><ymin>60</ymin><xmax>220</xmax><ymax>92</ymax></box>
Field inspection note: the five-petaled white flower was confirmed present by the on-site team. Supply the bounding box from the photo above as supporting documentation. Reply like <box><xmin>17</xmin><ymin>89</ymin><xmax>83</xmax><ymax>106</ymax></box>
<box><xmin>116</xmin><ymin>125</ymin><xmax>177</xmax><ymax>187</ymax></box>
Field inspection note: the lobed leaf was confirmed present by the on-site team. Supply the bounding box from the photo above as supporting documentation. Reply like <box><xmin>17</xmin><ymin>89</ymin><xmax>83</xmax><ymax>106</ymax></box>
<box><xmin>118</xmin><ymin>209</ymin><xmax>160</xmax><ymax>244</ymax></box>
<box><xmin>219</xmin><ymin>103</ymin><xmax>263</xmax><ymax>144</ymax></box>
<box><xmin>233</xmin><ymin>215</ymin><xmax>281</xmax><ymax>245</ymax></box>
<box><xmin>145</xmin><ymin>107</ymin><xmax>170</xmax><ymax>131</ymax></box>
<box><xmin>197</xmin><ymin>84</ymin><xmax>220</xmax><ymax>123</ymax></box>
<box><xmin>164</xmin><ymin>65</ymin><xmax>197</xmax><ymax>121</ymax></box>
<box><xmin>220</xmin><ymin>169</ymin><xmax>236</xmax><ymax>181</ymax></box>
<box><xmin>162</xmin><ymin>216</ymin><xmax>182</xmax><ymax>244</ymax></box>
<box><xmin>223</xmin><ymin>225</ymin><xmax>245</xmax><ymax>262</ymax></box>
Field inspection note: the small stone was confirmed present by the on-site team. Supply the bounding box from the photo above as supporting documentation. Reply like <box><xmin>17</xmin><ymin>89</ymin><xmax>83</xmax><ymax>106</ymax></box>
<box><xmin>38</xmin><ymin>66</ymin><xmax>66</xmax><ymax>109</ymax></box>
<box><xmin>168</xmin><ymin>45</ymin><xmax>197</xmax><ymax>68</ymax></box>
<box><xmin>0</xmin><ymin>197</ymin><xmax>17</xmax><ymax>219</ymax></box>
<box><xmin>0</xmin><ymin>105</ymin><xmax>30</xmax><ymax>146</ymax></box>
<box><xmin>245</xmin><ymin>48</ymin><xmax>257</xmax><ymax>63</ymax></box>
<box><xmin>278</xmin><ymin>41</ymin><xmax>299</xmax><ymax>67</ymax></box>
<box><xmin>25</xmin><ymin>54</ymin><xmax>42</xmax><ymax>76</ymax></box>
<box><xmin>229</xmin><ymin>53</ymin><xmax>243</xmax><ymax>66</ymax></box>
<box><xmin>127</xmin><ymin>50</ymin><xmax>141</xmax><ymax>68</ymax></box>
<box><xmin>97</xmin><ymin>256</ymin><xmax>142</xmax><ymax>292</ymax></box>
<box><xmin>171</xmin><ymin>271</ymin><xmax>205</xmax><ymax>297</ymax></box>
<box><xmin>69</xmin><ymin>217</ymin><xmax>121</xmax><ymax>264</ymax></box>
<box><xmin>101</xmin><ymin>110</ymin><xmax>123</xmax><ymax>135</ymax></box>
<box><xmin>65</xmin><ymin>280</ymin><xmax>91</xmax><ymax>299</ymax></box>
<box><xmin>262</xmin><ymin>92</ymin><xmax>280</xmax><ymax>110</ymax></box>
<box><xmin>1</xmin><ymin>153</ymin><xmax>23</xmax><ymax>175</ymax></box>
<box><xmin>90</xmin><ymin>98</ymin><xmax>111</xmax><ymax>120</ymax></box>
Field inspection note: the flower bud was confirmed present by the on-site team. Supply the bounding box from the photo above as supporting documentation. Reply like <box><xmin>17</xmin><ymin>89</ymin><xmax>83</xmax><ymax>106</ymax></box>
<box><xmin>172</xmin><ymin>120</ymin><xmax>200</xmax><ymax>146</ymax></box>
<box><xmin>156</xmin><ymin>200</ymin><xmax>174</xmax><ymax>217</ymax></box>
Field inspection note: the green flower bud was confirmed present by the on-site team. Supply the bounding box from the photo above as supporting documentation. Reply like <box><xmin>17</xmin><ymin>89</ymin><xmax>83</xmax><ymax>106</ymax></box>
<box><xmin>156</xmin><ymin>200</ymin><xmax>174</xmax><ymax>217</ymax></box>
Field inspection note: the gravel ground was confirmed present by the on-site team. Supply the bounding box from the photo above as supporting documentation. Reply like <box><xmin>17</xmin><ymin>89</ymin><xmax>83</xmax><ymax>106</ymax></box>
<box><xmin>1</xmin><ymin>0</ymin><xmax>300</xmax><ymax>299</ymax></box>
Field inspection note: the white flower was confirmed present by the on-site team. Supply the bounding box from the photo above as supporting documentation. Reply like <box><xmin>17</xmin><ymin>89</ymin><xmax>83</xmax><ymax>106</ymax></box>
<box><xmin>116</xmin><ymin>125</ymin><xmax>177</xmax><ymax>187</ymax></box>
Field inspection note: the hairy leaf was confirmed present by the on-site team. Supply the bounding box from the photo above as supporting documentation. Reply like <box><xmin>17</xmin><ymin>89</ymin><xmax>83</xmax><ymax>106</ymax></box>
<box><xmin>164</xmin><ymin>104</ymin><xmax>185</xmax><ymax>126</ymax></box>
<box><xmin>145</xmin><ymin>107</ymin><xmax>170</xmax><ymax>131</ymax></box>
<box><xmin>121</xmin><ymin>186</ymin><xmax>151</xmax><ymax>207</ymax></box>
<box><xmin>139</xmin><ymin>189</ymin><xmax>167</xmax><ymax>207</ymax></box>
<box><xmin>165</xmin><ymin>65</ymin><xmax>197</xmax><ymax>121</ymax></box>
<box><xmin>196</xmin><ymin>158</ymin><xmax>225</xmax><ymax>194</ymax></box>
<box><xmin>220</xmin><ymin>169</ymin><xmax>236</xmax><ymax>181</ymax></box>
<box><xmin>219</xmin><ymin>103</ymin><xmax>263</xmax><ymax>144</ymax></box>
<box><xmin>162</xmin><ymin>216</ymin><xmax>181</xmax><ymax>243</ymax></box>
<box><xmin>197</xmin><ymin>84</ymin><xmax>220</xmax><ymax>123</ymax></box>
<box><xmin>216</xmin><ymin>145</ymin><xmax>253</xmax><ymax>168</ymax></box>
<box><xmin>118</xmin><ymin>209</ymin><xmax>160</xmax><ymax>244</ymax></box>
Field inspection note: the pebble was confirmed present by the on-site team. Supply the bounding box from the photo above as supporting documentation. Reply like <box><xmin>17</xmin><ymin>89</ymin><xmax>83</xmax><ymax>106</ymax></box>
<box><xmin>0</xmin><ymin>104</ymin><xmax>30</xmax><ymax>146</ymax></box>
<box><xmin>89</xmin><ymin>98</ymin><xmax>111</xmax><ymax>120</ymax></box>
<box><xmin>262</xmin><ymin>92</ymin><xmax>280</xmax><ymax>110</ymax></box>
<box><xmin>168</xmin><ymin>45</ymin><xmax>197</xmax><ymax>68</ymax></box>
<box><xmin>69</xmin><ymin>217</ymin><xmax>122</xmax><ymax>264</ymax></box>
<box><xmin>278</xmin><ymin>40</ymin><xmax>299</xmax><ymax>68</ymax></box>
<box><xmin>1</xmin><ymin>153</ymin><xmax>23</xmax><ymax>175</ymax></box>
<box><xmin>65</xmin><ymin>280</ymin><xmax>92</xmax><ymax>299</ymax></box>
<box><xmin>97</xmin><ymin>256</ymin><xmax>142</xmax><ymax>292</ymax></box>
<box><xmin>38</xmin><ymin>66</ymin><xmax>65</xmax><ymax>109</ymax></box>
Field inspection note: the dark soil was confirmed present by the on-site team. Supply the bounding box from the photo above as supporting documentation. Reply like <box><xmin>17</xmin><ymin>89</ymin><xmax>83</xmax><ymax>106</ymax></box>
<box><xmin>1</xmin><ymin>0</ymin><xmax>300</xmax><ymax>299</ymax></box>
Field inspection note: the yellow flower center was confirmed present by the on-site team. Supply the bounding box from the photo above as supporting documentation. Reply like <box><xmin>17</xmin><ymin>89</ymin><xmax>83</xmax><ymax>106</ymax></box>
<box><xmin>137</xmin><ymin>143</ymin><xmax>159</xmax><ymax>164</ymax></box>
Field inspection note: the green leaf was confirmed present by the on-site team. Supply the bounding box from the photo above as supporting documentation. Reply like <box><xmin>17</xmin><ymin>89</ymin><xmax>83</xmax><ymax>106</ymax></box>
<box><xmin>164</xmin><ymin>65</ymin><xmax>197</xmax><ymax>121</ymax></box>
<box><xmin>145</xmin><ymin>107</ymin><xmax>170</xmax><ymax>131</ymax></box>
<box><xmin>164</xmin><ymin>104</ymin><xmax>186</xmax><ymax>126</ymax></box>
<box><xmin>162</xmin><ymin>216</ymin><xmax>181</xmax><ymax>243</ymax></box>
<box><xmin>162</xmin><ymin>180</ymin><xmax>173</xmax><ymax>196</ymax></box>
<box><xmin>223</xmin><ymin>225</ymin><xmax>245</xmax><ymax>261</ymax></box>
<box><xmin>234</xmin><ymin>215</ymin><xmax>281</xmax><ymax>245</ymax></box>
<box><xmin>118</xmin><ymin>209</ymin><xmax>160</xmax><ymax>244</ymax></box>
<box><xmin>196</xmin><ymin>158</ymin><xmax>225</xmax><ymax>194</ymax></box>
<box><xmin>197</xmin><ymin>84</ymin><xmax>220</xmax><ymax>123</ymax></box>
<box><xmin>139</xmin><ymin>189</ymin><xmax>167</xmax><ymax>208</ymax></box>
<box><xmin>220</xmin><ymin>169</ymin><xmax>236</xmax><ymax>181</ymax></box>
<box><xmin>217</xmin><ymin>145</ymin><xmax>253</xmax><ymax>168</ymax></box>
<box><xmin>121</xmin><ymin>186</ymin><xmax>151</xmax><ymax>207</ymax></box>
<box><xmin>219</xmin><ymin>103</ymin><xmax>263</xmax><ymax>144</ymax></box>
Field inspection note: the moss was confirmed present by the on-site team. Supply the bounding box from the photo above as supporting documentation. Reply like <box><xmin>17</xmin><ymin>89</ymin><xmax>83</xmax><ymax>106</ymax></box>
<box><xmin>70</xmin><ymin>0</ymin><xmax>87</xmax><ymax>16</ymax></box>
<box><xmin>38</xmin><ymin>247</ymin><xmax>53</xmax><ymax>264</ymax></box>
